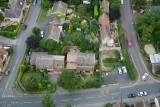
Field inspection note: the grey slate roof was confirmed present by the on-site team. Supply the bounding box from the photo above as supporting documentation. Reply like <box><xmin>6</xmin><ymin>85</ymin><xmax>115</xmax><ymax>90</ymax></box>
<box><xmin>52</xmin><ymin>1</ymin><xmax>67</xmax><ymax>14</ymax></box>
<box><xmin>30</xmin><ymin>52</ymin><xmax>48</xmax><ymax>65</ymax></box>
<box><xmin>45</xmin><ymin>25</ymin><xmax>60</xmax><ymax>42</ymax></box>
<box><xmin>5</xmin><ymin>0</ymin><xmax>25</xmax><ymax>18</ymax></box>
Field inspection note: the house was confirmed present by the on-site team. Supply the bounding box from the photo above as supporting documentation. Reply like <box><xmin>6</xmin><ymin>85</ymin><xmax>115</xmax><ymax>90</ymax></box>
<box><xmin>67</xmin><ymin>51</ymin><xmax>95</xmax><ymax>74</ymax></box>
<box><xmin>51</xmin><ymin>1</ymin><xmax>67</xmax><ymax>18</ymax></box>
<box><xmin>4</xmin><ymin>0</ymin><xmax>26</xmax><ymax>22</ymax></box>
<box><xmin>35</xmin><ymin>55</ymin><xmax>65</xmax><ymax>74</ymax></box>
<box><xmin>83</xmin><ymin>0</ymin><xmax>91</xmax><ymax>4</ymax></box>
<box><xmin>155</xmin><ymin>96</ymin><xmax>160</xmax><ymax>107</ymax></box>
<box><xmin>0</xmin><ymin>48</ymin><xmax>8</xmax><ymax>61</ymax></box>
<box><xmin>98</xmin><ymin>13</ymin><xmax>114</xmax><ymax>46</ymax></box>
<box><xmin>45</xmin><ymin>25</ymin><xmax>61</xmax><ymax>42</ymax></box>
<box><xmin>30</xmin><ymin>52</ymin><xmax>48</xmax><ymax>65</ymax></box>
<box><xmin>100</xmin><ymin>0</ymin><xmax>110</xmax><ymax>14</ymax></box>
<box><xmin>113</xmin><ymin>102</ymin><xmax>125</xmax><ymax>107</ymax></box>
<box><xmin>0</xmin><ymin>58</ymin><xmax>3</xmax><ymax>72</ymax></box>
<box><xmin>149</xmin><ymin>54</ymin><xmax>160</xmax><ymax>73</ymax></box>
<box><xmin>49</xmin><ymin>17</ymin><xmax>65</xmax><ymax>25</ymax></box>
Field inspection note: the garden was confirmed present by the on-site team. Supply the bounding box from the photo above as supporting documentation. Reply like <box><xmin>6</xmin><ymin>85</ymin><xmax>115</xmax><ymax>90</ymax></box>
<box><xmin>0</xmin><ymin>0</ymin><xmax>8</xmax><ymax>9</ymax></box>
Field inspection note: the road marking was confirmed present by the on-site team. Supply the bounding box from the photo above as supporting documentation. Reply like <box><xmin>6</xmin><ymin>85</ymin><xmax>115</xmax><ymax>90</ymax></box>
<box><xmin>73</xmin><ymin>98</ymin><xmax>82</xmax><ymax>100</ymax></box>
<box><xmin>35</xmin><ymin>101</ymin><xmax>41</xmax><ymax>103</ymax></box>
<box><xmin>61</xmin><ymin>99</ymin><xmax>69</xmax><ymax>102</ymax></box>
<box><xmin>111</xmin><ymin>92</ymin><xmax>120</xmax><ymax>95</ymax></box>
<box><xmin>11</xmin><ymin>102</ymin><xmax>19</xmax><ymax>104</ymax></box>
<box><xmin>0</xmin><ymin>102</ymin><xmax>6</xmax><ymax>103</ymax></box>
<box><xmin>98</xmin><ymin>95</ymin><xmax>106</xmax><ymax>97</ymax></box>
<box><xmin>139</xmin><ymin>54</ymin><xmax>148</xmax><ymax>72</ymax></box>
<box><xmin>86</xmin><ymin>97</ymin><xmax>94</xmax><ymax>99</ymax></box>
<box><xmin>23</xmin><ymin>102</ymin><xmax>32</xmax><ymax>103</ymax></box>
<box><xmin>130</xmin><ymin>53</ymin><xmax>138</xmax><ymax>72</ymax></box>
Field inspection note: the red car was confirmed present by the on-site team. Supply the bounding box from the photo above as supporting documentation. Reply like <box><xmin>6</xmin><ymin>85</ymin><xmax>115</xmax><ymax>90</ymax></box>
<box><xmin>126</xmin><ymin>36</ymin><xmax>132</xmax><ymax>47</ymax></box>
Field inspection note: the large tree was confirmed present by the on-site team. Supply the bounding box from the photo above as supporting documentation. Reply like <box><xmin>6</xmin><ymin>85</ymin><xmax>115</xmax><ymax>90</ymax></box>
<box><xmin>42</xmin><ymin>94</ymin><xmax>55</xmax><ymax>107</ymax></box>
<box><xmin>32</xmin><ymin>27</ymin><xmax>40</xmax><ymax>36</ymax></box>
<box><xmin>68</xmin><ymin>0</ymin><xmax>82</xmax><ymax>5</ymax></box>
<box><xmin>26</xmin><ymin>36</ymin><xmax>41</xmax><ymax>49</ymax></box>
<box><xmin>40</xmin><ymin>1</ymin><xmax>53</xmax><ymax>10</ymax></box>
<box><xmin>57</xmin><ymin>70</ymin><xmax>81</xmax><ymax>89</ymax></box>
<box><xmin>109</xmin><ymin>8</ymin><xmax>120</xmax><ymax>21</ymax></box>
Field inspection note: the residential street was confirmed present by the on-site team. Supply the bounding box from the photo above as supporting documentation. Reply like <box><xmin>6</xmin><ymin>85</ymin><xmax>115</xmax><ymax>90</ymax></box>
<box><xmin>0</xmin><ymin>36</ymin><xmax>16</xmax><ymax>46</ymax></box>
<box><xmin>0</xmin><ymin>0</ymin><xmax>160</xmax><ymax>107</ymax></box>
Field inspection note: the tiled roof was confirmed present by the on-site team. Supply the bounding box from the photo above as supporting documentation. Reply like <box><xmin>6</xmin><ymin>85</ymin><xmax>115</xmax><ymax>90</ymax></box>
<box><xmin>30</xmin><ymin>52</ymin><xmax>48</xmax><ymax>65</ymax></box>
<box><xmin>45</xmin><ymin>25</ymin><xmax>60</xmax><ymax>42</ymax></box>
<box><xmin>49</xmin><ymin>17</ymin><xmax>65</xmax><ymax>25</ymax></box>
<box><xmin>5</xmin><ymin>0</ymin><xmax>25</xmax><ymax>18</ymax></box>
<box><xmin>101</xmin><ymin>0</ymin><xmax>110</xmax><ymax>13</ymax></box>
<box><xmin>52</xmin><ymin>1</ymin><xmax>67</xmax><ymax>14</ymax></box>
<box><xmin>98</xmin><ymin>13</ymin><xmax>110</xmax><ymax>29</ymax></box>
<box><xmin>0</xmin><ymin>48</ymin><xmax>7</xmax><ymax>56</ymax></box>
<box><xmin>0</xmin><ymin>57</ymin><xmax>3</xmax><ymax>69</ymax></box>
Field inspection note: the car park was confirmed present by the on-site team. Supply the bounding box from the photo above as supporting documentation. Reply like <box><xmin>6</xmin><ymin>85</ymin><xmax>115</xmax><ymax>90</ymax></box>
<box><xmin>22</xmin><ymin>24</ymin><xmax>27</xmax><ymax>30</ymax></box>
<box><xmin>128</xmin><ymin>94</ymin><xmax>136</xmax><ymax>98</ymax></box>
<box><xmin>122</xmin><ymin>66</ymin><xmax>127</xmax><ymax>73</ymax></box>
<box><xmin>118</xmin><ymin>68</ymin><xmax>122</xmax><ymax>74</ymax></box>
<box><xmin>5</xmin><ymin>69</ymin><xmax>10</xmax><ymax>75</ymax></box>
<box><xmin>141</xmin><ymin>73</ymin><xmax>149</xmax><ymax>81</ymax></box>
<box><xmin>138</xmin><ymin>91</ymin><xmax>147</xmax><ymax>97</ymax></box>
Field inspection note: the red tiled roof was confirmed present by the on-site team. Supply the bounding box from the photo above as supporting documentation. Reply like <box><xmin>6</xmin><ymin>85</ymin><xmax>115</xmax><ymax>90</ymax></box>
<box><xmin>101</xmin><ymin>0</ymin><xmax>109</xmax><ymax>13</ymax></box>
<box><xmin>0</xmin><ymin>58</ymin><xmax>3</xmax><ymax>69</ymax></box>
<box><xmin>0</xmin><ymin>48</ymin><xmax>7</xmax><ymax>56</ymax></box>
<box><xmin>98</xmin><ymin>13</ymin><xmax>110</xmax><ymax>29</ymax></box>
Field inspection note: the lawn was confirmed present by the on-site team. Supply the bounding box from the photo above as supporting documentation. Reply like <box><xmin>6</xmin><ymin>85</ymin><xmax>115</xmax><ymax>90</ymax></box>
<box><xmin>37</xmin><ymin>9</ymin><xmax>48</xmax><ymax>23</ymax></box>
<box><xmin>3</xmin><ymin>25</ymin><xmax>17</xmax><ymax>32</ymax></box>
<box><xmin>0</xmin><ymin>0</ymin><xmax>9</xmax><ymax>8</ymax></box>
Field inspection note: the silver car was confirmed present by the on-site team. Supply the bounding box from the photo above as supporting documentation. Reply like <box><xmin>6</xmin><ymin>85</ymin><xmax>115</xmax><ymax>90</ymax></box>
<box><xmin>141</xmin><ymin>73</ymin><xmax>149</xmax><ymax>81</ymax></box>
<box><xmin>118</xmin><ymin>68</ymin><xmax>122</xmax><ymax>74</ymax></box>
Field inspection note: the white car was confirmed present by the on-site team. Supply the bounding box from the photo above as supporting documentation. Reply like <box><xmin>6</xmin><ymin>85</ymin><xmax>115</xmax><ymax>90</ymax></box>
<box><xmin>122</xmin><ymin>66</ymin><xmax>127</xmax><ymax>73</ymax></box>
<box><xmin>138</xmin><ymin>91</ymin><xmax>147</xmax><ymax>97</ymax></box>
<box><xmin>118</xmin><ymin>68</ymin><xmax>122</xmax><ymax>74</ymax></box>
<box><xmin>40</xmin><ymin>31</ymin><xmax>44</xmax><ymax>37</ymax></box>
<box><xmin>141</xmin><ymin>73</ymin><xmax>149</xmax><ymax>81</ymax></box>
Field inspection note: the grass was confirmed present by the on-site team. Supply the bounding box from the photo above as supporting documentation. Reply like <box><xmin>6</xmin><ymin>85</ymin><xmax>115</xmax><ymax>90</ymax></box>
<box><xmin>37</xmin><ymin>9</ymin><xmax>48</xmax><ymax>23</ymax></box>
<box><xmin>118</xmin><ymin>19</ymin><xmax>136</xmax><ymax>80</ymax></box>
<box><xmin>103</xmin><ymin>58</ymin><xmax>120</xmax><ymax>63</ymax></box>
<box><xmin>4</xmin><ymin>25</ymin><xmax>17</xmax><ymax>32</ymax></box>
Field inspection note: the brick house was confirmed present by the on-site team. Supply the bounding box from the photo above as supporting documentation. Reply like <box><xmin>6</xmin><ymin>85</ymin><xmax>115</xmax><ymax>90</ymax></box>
<box><xmin>0</xmin><ymin>48</ymin><xmax>8</xmax><ymax>72</ymax></box>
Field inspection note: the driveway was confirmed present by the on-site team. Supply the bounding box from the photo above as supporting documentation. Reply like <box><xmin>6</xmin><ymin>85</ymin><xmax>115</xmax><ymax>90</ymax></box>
<box><xmin>101</xmin><ymin>68</ymin><xmax>131</xmax><ymax>86</ymax></box>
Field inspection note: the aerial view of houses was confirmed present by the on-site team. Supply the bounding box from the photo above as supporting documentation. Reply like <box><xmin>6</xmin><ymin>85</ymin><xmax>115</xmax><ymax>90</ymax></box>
<box><xmin>0</xmin><ymin>0</ymin><xmax>160</xmax><ymax>107</ymax></box>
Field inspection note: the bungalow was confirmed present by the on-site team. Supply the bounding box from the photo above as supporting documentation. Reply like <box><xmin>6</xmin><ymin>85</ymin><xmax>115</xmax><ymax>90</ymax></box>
<box><xmin>83</xmin><ymin>0</ymin><xmax>91</xmax><ymax>4</ymax></box>
<box><xmin>35</xmin><ymin>55</ymin><xmax>65</xmax><ymax>74</ymax></box>
<box><xmin>98</xmin><ymin>13</ymin><xmax>114</xmax><ymax>46</ymax></box>
<box><xmin>4</xmin><ymin>0</ymin><xmax>26</xmax><ymax>23</ymax></box>
<box><xmin>45</xmin><ymin>25</ymin><xmax>61</xmax><ymax>42</ymax></box>
<box><xmin>51</xmin><ymin>1</ymin><xmax>67</xmax><ymax>18</ymax></box>
<box><xmin>149</xmin><ymin>54</ymin><xmax>160</xmax><ymax>73</ymax></box>
<box><xmin>100</xmin><ymin>0</ymin><xmax>110</xmax><ymax>14</ymax></box>
<box><xmin>66</xmin><ymin>50</ymin><xmax>95</xmax><ymax>74</ymax></box>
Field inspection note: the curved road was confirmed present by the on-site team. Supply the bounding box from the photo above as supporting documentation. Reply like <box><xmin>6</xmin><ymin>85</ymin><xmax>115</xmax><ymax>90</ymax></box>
<box><xmin>0</xmin><ymin>0</ymin><xmax>160</xmax><ymax>107</ymax></box>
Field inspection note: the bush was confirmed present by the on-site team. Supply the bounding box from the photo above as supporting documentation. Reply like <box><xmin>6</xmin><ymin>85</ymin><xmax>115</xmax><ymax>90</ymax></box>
<box><xmin>40</xmin><ymin>1</ymin><xmax>52</xmax><ymax>10</ymax></box>
<box><xmin>7</xmin><ymin>48</ymin><xmax>13</xmax><ymax>55</ymax></box>
<box><xmin>94</xmin><ymin>5</ymin><xmax>99</xmax><ymax>18</ymax></box>
<box><xmin>103</xmin><ymin>58</ymin><xmax>119</xmax><ymax>63</ymax></box>
<box><xmin>104</xmin><ymin>103</ymin><xmax>112</xmax><ymax>107</ymax></box>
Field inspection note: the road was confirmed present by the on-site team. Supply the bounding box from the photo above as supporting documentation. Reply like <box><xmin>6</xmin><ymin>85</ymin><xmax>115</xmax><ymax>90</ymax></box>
<box><xmin>0</xmin><ymin>0</ymin><xmax>160</xmax><ymax>107</ymax></box>
<box><xmin>121</xmin><ymin>0</ymin><xmax>158</xmax><ymax>84</ymax></box>
<box><xmin>0</xmin><ymin>3</ymin><xmax>41</xmax><ymax>98</ymax></box>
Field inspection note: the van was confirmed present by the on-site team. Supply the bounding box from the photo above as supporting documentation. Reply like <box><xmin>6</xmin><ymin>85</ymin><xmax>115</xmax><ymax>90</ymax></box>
<box><xmin>126</xmin><ymin>36</ymin><xmax>132</xmax><ymax>47</ymax></box>
<box><xmin>33</xmin><ymin>0</ymin><xmax>37</xmax><ymax>6</ymax></box>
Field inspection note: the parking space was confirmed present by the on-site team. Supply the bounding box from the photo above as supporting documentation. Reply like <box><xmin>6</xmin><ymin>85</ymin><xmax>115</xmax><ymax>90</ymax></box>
<box><xmin>101</xmin><ymin>67</ymin><xmax>131</xmax><ymax>85</ymax></box>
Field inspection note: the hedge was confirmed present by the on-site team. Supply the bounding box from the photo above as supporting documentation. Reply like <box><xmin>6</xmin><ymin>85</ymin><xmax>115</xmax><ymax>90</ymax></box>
<box><xmin>118</xmin><ymin>20</ymin><xmax>136</xmax><ymax>80</ymax></box>
<box><xmin>0</xmin><ymin>23</ymin><xmax>21</xmax><ymax>39</ymax></box>
<box><xmin>103</xmin><ymin>58</ymin><xmax>119</xmax><ymax>63</ymax></box>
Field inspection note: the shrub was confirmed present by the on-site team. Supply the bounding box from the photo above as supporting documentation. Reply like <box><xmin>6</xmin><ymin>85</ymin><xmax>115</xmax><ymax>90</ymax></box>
<box><xmin>94</xmin><ymin>5</ymin><xmax>99</xmax><ymax>18</ymax></box>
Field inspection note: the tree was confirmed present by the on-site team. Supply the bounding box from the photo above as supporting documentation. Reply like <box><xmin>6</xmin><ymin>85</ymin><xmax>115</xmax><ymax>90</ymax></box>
<box><xmin>66</xmin><ymin>103</ymin><xmax>72</xmax><ymax>107</ymax></box>
<box><xmin>57</xmin><ymin>70</ymin><xmax>81</xmax><ymax>89</ymax></box>
<box><xmin>26</xmin><ymin>36</ymin><xmax>41</xmax><ymax>49</ymax></box>
<box><xmin>76</xmin><ymin>4</ymin><xmax>88</xmax><ymax>16</ymax></box>
<box><xmin>109</xmin><ymin>8</ymin><xmax>120</xmax><ymax>21</ymax></box>
<box><xmin>108</xmin><ymin>0</ymin><xmax>120</xmax><ymax>9</ymax></box>
<box><xmin>68</xmin><ymin>0</ymin><xmax>82</xmax><ymax>5</ymax></box>
<box><xmin>0</xmin><ymin>13</ymin><xmax>4</xmax><ymax>24</ymax></box>
<box><xmin>132</xmin><ymin>0</ymin><xmax>146</xmax><ymax>9</ymax></box>
<box><xmin>40</xmin><ymin>1</ymin><xmax>53</xmax><ymax>10</ymax></box>
<box><xmin>32</xmin><ymin>27</ymin><xmax>40</xmax><ymax>36</ymax></box>
<box><xmin>42</xmin><ymin>94</ymin><xmax>55</xmax><ymax>107</ymax></box>
<box><xmin>104</xmin><ymin>103</ymin><xmax>112</xmax><ymax>107</ymax></box>
<box><xmin>7</xmin><ymin>48</ymin><xmax>13</xmax><ymax>55</ymax></box>
<box><xmin>89</xmin><ymin>19</ymin><xmax>99</xmax><ymax>32</ymax></box>
<box><xmin>94</xmin><ymin>5</ymin><xmax>99</xmax><ymax>18</ymax></box>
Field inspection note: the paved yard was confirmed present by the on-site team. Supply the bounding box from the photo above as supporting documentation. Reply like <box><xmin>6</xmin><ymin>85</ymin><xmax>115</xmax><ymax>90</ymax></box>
<box><xmin>101</xmin><ymin>67</ymin><xmax>131</xmax><ymax>86</ymax></box>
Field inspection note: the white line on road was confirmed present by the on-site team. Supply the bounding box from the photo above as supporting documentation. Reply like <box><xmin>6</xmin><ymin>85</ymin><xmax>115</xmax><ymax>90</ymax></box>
<box><xmin>11</xmin><ymin>102</ymin><xmax>19</xmax><ymax>104</ymax></box>
<box><xmin>23</xmin><ymin>102</ymin><xmax>32</xmax><ymax>103</ymax></box>
<box><xmin>73</xmin><ymin>98</ymin><xmax>82</xmax><ymax>100</ymax></box>
<box><xmin>130</xmin><ymin>53</ymin><xmax>138</xmax><ymax>72</ymax></box>
<box><xmin>139</xmin><ymin>54</ymin><xmax>148</xmax><ymax>72</ymax></box>
<box><xmin>0</xmin><ymin>102</ymin><xmax>6</xmax><ymax>103</ymax></box>
<box><xmin>86</xmin><ymin>97</ymin><xmax>94</xmax><ymax>99</ymax></box>
<box><xmin>111</xmin><ymin>92</ymin><xmax>120</xmax><ymax>95</ymax></box>
<box><xmin>98</xmin><ymin>95</ymin><xmax>106</xmax><ymax>97</ymax></box>
<box><xmin>61</xmin><ymin>99</ymin><xmax>69</xmax><ymax>102</ymax></box>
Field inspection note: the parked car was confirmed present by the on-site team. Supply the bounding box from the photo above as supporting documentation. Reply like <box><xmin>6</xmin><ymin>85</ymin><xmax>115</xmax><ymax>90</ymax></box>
<box><xmin>128</xmin><ymin>94</ymin><xmax>136</xmax><ymax>98</ymax></box>
<box><xmin>22</xmin><ymin>24</ymin><xmax>27</xmax><ymax>30</ymax></box>
<box><xmin>33</xmin><ymin>0</ymin><xmax>37</xmax><ymax>6</ymax></box>
<box><xmin>140</xmin><ymin>9</ymin><xmax>145</xmax><ymax>14</ymax></box>
<box><xmin>5</xmin><ymin>69</ymin><xmax>10</xmax><ymax>75</ymax></box>
<box><xmin>118</xmin><ymin>68</ymin><xmax>122</xmax><ymax>74</ymax></box>
<box><xmin>126</xmin><ymin>36</ymin><xmax>132</xmax><ymax>47</ymax></box>
<box><xmin>40</xmin><ymin>30</ymin><xmax>44</xmax><ymax>37</ymax></box>
<box><xmin>138</xmin><ymin>91</ymin><xmax>148</xmax><ymax>97</ymax></box>
<box><xmin>141</xmin><ymin>73</ymin><xmax>149</xmax><ymax>81</ymax></box>
<box><xmin>122</xmin><ymin>66</ymin><xmax>127</xmax><ymax>73</ymax></box>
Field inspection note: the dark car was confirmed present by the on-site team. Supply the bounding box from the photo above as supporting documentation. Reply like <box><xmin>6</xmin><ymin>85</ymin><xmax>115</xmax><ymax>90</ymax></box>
<box><xmin>22</xmin><ymin>24</ymin><xmax>27</xmax><ymax>30</ymax></box>
<box><xmin>128</xmin><ymin>94</ymin><xmax>136</xmax><ymax>98</ymax></box>
<box><xmin>5</xmin><ymin>69</ymin><xmax>10</xmax><ymax>75</ymax></box>
<box><xmin>33</xmin><ymin>0</ymin><xmax>37</xmax><ymax>6</ymax></box>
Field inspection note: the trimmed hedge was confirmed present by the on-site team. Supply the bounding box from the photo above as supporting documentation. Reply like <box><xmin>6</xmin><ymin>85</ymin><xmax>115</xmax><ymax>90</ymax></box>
<box><xmin>118</xmin><ymin>20</ymin><xmax>136</xmax><ymax>80</ymax></box>
<box><xmin>103</xmin><ymin>58</ymin><xmax>119</xmax><ymax>63</ymax></box>
<box><xmin>0</xmin><ymin>23</ymin><xmax>21</xmax><ymax>39</ymax></box>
